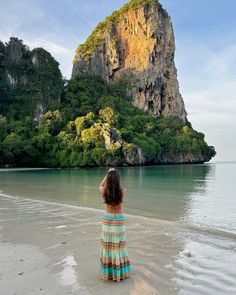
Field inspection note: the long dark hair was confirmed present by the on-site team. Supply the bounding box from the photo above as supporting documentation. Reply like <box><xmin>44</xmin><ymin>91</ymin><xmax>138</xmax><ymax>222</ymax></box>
<box><xmin>103</xmin><ymin>169</ymin><xmax>123</xmax><ymax>206</ymax></box>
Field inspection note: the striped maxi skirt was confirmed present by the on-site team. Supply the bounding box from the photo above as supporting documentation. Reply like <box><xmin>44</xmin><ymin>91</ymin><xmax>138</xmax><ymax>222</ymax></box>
<box><xmin>100</xmin><ymin>214</ymin><xmax>131</xmax><ymax>281</ymax></box>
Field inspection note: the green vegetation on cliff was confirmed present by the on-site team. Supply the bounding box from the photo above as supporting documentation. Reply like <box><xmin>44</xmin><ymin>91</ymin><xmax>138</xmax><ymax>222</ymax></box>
<box><xmin>74</xmin><ymin>0</ymin><xmax>160</xmax><ymax>62</ymax></box>
<box><xmin>0</xmin><ymin>75</ymin><xmax>216</xmax><ymax>167</ymax></box>
<box><xmin>0</xmin><ymin>37</ymin><xmax>216</xmax><ymax>167</ymax></box>
<box><xmin>0</xmin><ymin>37</ymin><xmax>63</xmax><ymax>119</ymax></box>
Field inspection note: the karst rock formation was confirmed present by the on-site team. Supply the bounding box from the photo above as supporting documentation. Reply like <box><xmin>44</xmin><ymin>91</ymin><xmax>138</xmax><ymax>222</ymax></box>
<box><xmin>72</xmin><ymin>0</ymin><xmax>187</xmax><ymax>121</ymax></box>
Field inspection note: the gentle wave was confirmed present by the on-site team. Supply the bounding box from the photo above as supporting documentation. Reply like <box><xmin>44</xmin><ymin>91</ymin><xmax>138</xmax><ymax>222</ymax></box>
<box><xmin>0</xmin><ymin>192</ymin><xmax>102</xmax><ymax>213</ymax></box>
<box><xmin>1</xmin><ymin>192</ymin><xmax>235</xmax><ymax>242</ymax></box>
<box><xmin>178</xmin><ymin>222</ymin><xmax>236</xmax><ymax>240</ymax></box>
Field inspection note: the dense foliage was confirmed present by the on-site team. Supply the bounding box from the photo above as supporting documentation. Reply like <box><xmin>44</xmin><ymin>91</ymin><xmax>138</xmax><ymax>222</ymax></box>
<box><xmin>0</xmin><ymin>75</ymin><xmax>216</xmax><ymax>167</ymax></box>
<box><xmin>0</xmin><ymin>38</ymin><xmax>63</xmax><ymax>119</ymax></box>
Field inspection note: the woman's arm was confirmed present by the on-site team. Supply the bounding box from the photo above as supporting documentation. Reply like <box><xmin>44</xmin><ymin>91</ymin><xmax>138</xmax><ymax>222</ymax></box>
<box><xmin>121</xmin><ymin>186</ymin><xmax>126</xmax><ymax>201</ymax></box>
<box><xmin>99</xmin><ymin>174</ymin><xmax>107</xmax><ymax>194</ymax></box>
<box><xmin>99</xmin><ymin>168</ymin><xmax>114</xmax><ymax>194</ymax></box>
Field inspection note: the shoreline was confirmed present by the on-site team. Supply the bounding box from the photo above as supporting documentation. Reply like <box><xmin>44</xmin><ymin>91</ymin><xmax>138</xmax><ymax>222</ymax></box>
<box><xmin>1</xmin><ymin>194</ymin><xmax>235</xmax><ymax>294</ymax></box>
<box><xmin>1</xmin><ymin>192</ymin><xmax>235</xmax><ymax>239</ymax></box>
<box><xmin>0</xmin><ymin>161</ymin><xmax>214</xmax><ymax>171</ymax></box>
<box><xmin>0</xmin><ymin>193</ymin><xmax>180</xmax><ymax>294</ymax></box>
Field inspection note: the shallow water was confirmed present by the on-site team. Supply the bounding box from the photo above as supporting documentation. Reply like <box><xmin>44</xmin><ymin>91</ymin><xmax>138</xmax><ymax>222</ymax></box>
<box><xmin>0</xmin><ymin>163</ymin><xmax>236</xmax><ymax>294</ymax></box>
<box><xmin>0</xmin><ymin>163</ymin><xmax>235</xmax><ymax>233</ymax></box>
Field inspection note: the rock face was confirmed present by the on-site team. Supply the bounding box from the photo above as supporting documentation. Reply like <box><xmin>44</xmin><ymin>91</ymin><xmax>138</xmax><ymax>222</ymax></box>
<box><xmin>7</xmin><ymin>37</ymin><xmax>24</xmax><ymax>63</ymax></box>
<box><xmin>4</xmin><ymin>37</ymin><xmax>26</xmax><ymax>88</ymax></box>
<box><xmin>157</xmin><ymin>152</ymin><xmax>211</xmax><ymax>164</ymax></box>
<box><xmin>0</xmin><ymin>37</ymin><xmax>63</xmax><ymax>119</ymax></box>
<box><xmin>72</xmin><ymin>0</ymin><xmax>186</xmax><ymax>121</ymax></box>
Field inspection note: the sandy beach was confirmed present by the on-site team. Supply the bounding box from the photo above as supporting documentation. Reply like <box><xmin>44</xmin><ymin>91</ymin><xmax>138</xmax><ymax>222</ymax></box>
<box><xmin>0</xmin><ymin>193</ymin><xmax>181</xmax><ymax>295</ymax></box>
<box><xmin>0</xmin><ymin>193</ymin><xmax>235</xmax><ymax>295</ymax></box>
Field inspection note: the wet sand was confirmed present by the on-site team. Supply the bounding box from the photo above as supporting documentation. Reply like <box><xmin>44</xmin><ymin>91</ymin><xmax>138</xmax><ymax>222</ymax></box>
<box><xmin>0</xmin><ymin>194</ymin><xmax>235</xmax><ymax>295</ymax></box>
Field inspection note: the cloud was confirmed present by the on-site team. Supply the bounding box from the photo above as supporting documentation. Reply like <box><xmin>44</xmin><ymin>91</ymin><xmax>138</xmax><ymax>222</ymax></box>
<box><xmin>1</xmin><ymin>0</ymin><xmax>235</xmax><ymax>161</ymax></box>
<box><xmin>0</xmin><ymin>0</ymin><xmax>77</xmax><ymax>79</ymax></box>
<box><xmin>0</xmin><ymin>0</ymin><xmax>45</xmax><ymax>35</ymax></box>
<box><xmin>175</xmin><ymin>38</ymin><xmax>236</xmax><ymax>161</ymax></box>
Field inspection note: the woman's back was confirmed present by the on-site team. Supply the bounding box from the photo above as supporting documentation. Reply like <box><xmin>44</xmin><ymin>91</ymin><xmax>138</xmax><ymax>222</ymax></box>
<box><xmin>105</xmin><ymin>203</ymin><xmax>122</xmax><ymax>214</ymax></box>
<box><xmin>99</xmin><ymin>168</ymin><xmax>131</xmax><ymax>282</ymax></box>
<box><xmin>104</xmin><ymin>185</ymin><xmax>125</xmax><ymax>214</ymax></box>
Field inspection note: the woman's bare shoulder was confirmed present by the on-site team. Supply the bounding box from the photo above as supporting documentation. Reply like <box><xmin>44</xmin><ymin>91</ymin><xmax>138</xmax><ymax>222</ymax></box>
<box><xmin>99</xmin><ymin>185</ymin><xmax>104</xmax><ymax>194</ymax></box>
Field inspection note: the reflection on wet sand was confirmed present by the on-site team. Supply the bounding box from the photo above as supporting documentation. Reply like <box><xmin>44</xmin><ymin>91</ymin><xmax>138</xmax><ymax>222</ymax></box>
<box><xmin>0</xmin><ymin>194</ymin><xmax>183</xmax><ymax>294</ymax></box>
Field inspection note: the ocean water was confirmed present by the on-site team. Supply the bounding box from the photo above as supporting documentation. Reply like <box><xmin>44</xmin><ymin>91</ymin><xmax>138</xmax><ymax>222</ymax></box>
<box><xmin>0</xmin><ymin>163</ymin><xmax>236</xmax><ymax>294</ymax></box>
<box><xmin>0</xmin><ymin>163</ymin><xmax>235</xmax><ymax>233</ymax></box>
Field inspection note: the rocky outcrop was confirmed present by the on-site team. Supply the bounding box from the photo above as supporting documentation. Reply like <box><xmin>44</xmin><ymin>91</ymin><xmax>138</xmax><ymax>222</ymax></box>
<box><xmin>122</xmin><ymin>143</ymin><xmax>145</xmax><ymax>165</ymax></box>
<box><xmin>31</xmin><ymin>48</ymin><xmax>52</xmax><ymax>68</ymax></box>
<box><xmin>103</xmin><ymin>126</ymin><xmax>122</xmax><ymax>150</ymax></box>
<box><xmin>6</xmin><ymin>71</ymin><xmax>18</xmax><ymax>89</ymax></box>
<box><xmin>6</xmin><ymin>37</ymin><xmax>24</xmax><ymax>63</ymax></box>
<box><xmin>72</xmin><ymin>0</ymin><xmax>186</xmax><ymax>121</ymax></box>
<box><xmin>0</xmin><ymin>37</ymin><xmax>63</xmax><ymax>119</ymax></box>
<box><xmin>4</xmin><ymin>37</ymin><xmax>27</xmax><ymax>88</ymax></box>
<box><xmin>156</xmin><ymin>152</ymin><xmax>211</xmax><ymax>164</ymax></box>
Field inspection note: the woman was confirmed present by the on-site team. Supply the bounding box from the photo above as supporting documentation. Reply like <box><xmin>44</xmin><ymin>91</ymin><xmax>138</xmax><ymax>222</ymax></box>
<box><xmin>99</xmin><ymin>168</ymin><xmax>131</xmax><ymax>282</ymax></box>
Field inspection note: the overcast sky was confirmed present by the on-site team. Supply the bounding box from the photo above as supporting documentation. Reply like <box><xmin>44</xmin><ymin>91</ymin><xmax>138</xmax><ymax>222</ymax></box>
<box><xmin>0</xmin><ymin>0</ymin><xmax>236</xmax><ymax>162</ymax></box>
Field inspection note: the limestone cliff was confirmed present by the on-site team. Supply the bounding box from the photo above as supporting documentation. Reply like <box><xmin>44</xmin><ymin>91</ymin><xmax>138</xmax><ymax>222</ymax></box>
<box><xmin>72</xmin><ymin>0</ymin><xmax>186</xmax><ymax>121</ymax></box>
<box><xmin>0</xmin><ymin>37</ymin><xmax>63</xmax><ymax>119</ymax></box>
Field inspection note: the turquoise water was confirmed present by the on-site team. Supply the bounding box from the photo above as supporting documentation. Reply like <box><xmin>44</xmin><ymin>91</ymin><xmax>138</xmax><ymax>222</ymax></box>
<box><xmin>0</xmin><ymin>163</ymin><xmax>236</xmax><ymax>294</ymax></box>
<box><xmin>0</xmin><ymin>163</ymin><xmax>235</xmax><ymax>234</ymax></box>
